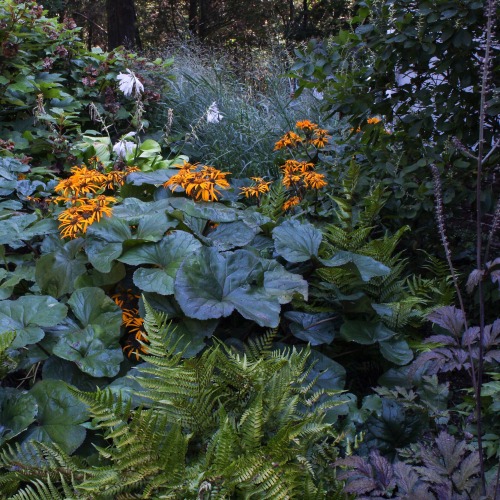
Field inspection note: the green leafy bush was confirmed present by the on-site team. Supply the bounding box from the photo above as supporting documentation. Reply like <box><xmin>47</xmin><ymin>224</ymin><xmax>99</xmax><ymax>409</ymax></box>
<box><xmin>0</xmin><ymin>0</ymin><xmax>171</xmax><ymax>169</ymax></box>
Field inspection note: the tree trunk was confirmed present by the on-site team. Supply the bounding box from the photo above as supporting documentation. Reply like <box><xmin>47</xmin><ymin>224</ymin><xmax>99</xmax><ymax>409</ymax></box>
<box><xmin>302</xmin><ymin>0</ymin><xmax>308</xmax><ymax>31</ymax></box>
<box><xmin>106</xmin><ymin>0</ymin><xmax>142</xmax><ymax>51</ymax></box>
<box><xmin>199</xmin><ymin>0</ymin><xmax>209</xmax><ymax>39</ymax></box>
<box><xmin>189</xmin><ymin>0</ymin><xmax>198</xmax><ymax>34</ymax></box>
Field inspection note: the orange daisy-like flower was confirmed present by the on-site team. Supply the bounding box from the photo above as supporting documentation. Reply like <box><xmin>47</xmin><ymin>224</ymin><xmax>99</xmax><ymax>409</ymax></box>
<box><xmin>303</xmin><ymin>171</ymin><xmax>328</xmax><ymax>190</ymax></box>
<box><xmin>283</xmin><ymin>196</ymin><xmax>301</xmax><ymax>211</ymax></box>
<box><xmin>81</xmin><ymin>196</ymin><xmax>115</xmax><ymax>223</ymax></box>
<box><xmin>57</xmin><ymin>206</ymin><xmax>92</xmax><ymax>239</ymax></box>
<box><xmin>111</xmin><ymin>289</ymin><xmax>140</xmax><ymax>309</ymax></box>
<box><xmin>367</xmin><ymin>117</ymin><xmax>382</xmax><ymax>125</ymax></box>
<box><xmin>164</xmin><ymin>163</ymin><xmax>230</xmax><ymax>202</ymax></box>
<box><xmin>274</xmin><ymin>131</ymin><xmax>303</xmax><ymax>150</ymax></box>
<box><xmin>296</xmin><ymin>120</ymin><xmax>318</xmax><ymax>132</ymax></box>
<box><xmin>239</xmin><ymin>177</ymin><xmax>272</xmax><ymax>198</ymax></box>
<box><xmin>310</xmin><ymin>128</ymin><xmax>330</xmax><ymax>149</ymax></box>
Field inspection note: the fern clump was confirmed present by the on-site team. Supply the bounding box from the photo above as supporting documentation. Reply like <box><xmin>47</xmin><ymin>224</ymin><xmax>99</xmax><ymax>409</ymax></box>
<box><xmin>0</xmin><ymin>302</ymin><xmax>346</xmax><ymax>499</ymax></box>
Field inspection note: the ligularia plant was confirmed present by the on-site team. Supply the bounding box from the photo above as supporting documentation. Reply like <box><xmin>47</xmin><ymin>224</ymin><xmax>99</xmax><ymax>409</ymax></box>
<box><xmin>113</xmin><ymin>132</ymin><xmax>137</xmax><ymax>158</ymax></box>
<box><xmin>117</xmin><ymin>69</ymin><xmax>144</xmax><ymax>97</ymax></box>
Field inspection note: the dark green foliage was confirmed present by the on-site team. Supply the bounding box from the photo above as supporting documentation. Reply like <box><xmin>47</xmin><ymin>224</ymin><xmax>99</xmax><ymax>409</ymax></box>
<box><xmin>335</xmin><ymin>431</ymin><xmax>497</xmax><ymax>499</ymax></box>
<box><xmin>0</xmin><ymin>302</ymin><xmax>347</xmax><ymax>498</ymax></box>
<box><xmin>292</xmin><ymin>0</ymin><xmax>500</xmax><ymax>250</ymax></box>
<box><xmin>0</xmin><ymin>0</ymin><xmax>171</xmax><ymax>169</ymax></box>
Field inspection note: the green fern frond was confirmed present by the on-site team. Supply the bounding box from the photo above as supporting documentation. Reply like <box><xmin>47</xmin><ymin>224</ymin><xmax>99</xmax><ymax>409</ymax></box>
<box><xmin>0</xmin><ymin>331</ymin><xmax>17</xmax><ymax>379</ymax></box>
<box><xmin>244</xmin><ymin>328</ymin><xmax>277</xmax><ymax>361</ymax></box>
<box><xmin>258</xmin><ymin>180</ymin><xmax>287</xmax><ymax>221</ymax></box>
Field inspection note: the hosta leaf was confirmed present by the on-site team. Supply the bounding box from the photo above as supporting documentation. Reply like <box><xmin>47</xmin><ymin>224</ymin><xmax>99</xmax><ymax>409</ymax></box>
<box><xmin>379</xmin><ymin>338</ymin><xmax>414</xmax><ymax>365</ymax></box>
<box><xmin>0</xmin><ymin>388</ymin><xmax>38</xmax><ymax>446</ymax></box>
<box><xmin>0</xmin><ymin>296</ymin><xmax>68</xmax><ymax>349</ymax></box>
<box><xmin>35</xmin><ymin>239</ymin><xmax>87</xmax><ymax>298</ymax></box>
<box><xmin>53</xmin><ymin>325</ymin><xmax>123</xmax><ymax>378</ymax></box>
<box><xmin>25</xmin><ymin>380</ymin><xmax>87</xmax><ymax>454</ymax></box>
<box><xmin>340</xmin><ymin>320</ymin><xmax>396</xmax><ymax>345</ymax></box>
<box><xmin>320</xmin><ymin>251</ymin><xmax>390</xmax><ymax>281</ymax></box>
<box><xmin>285</xmin><ymin>311</ymin><xmax>335</xmax><ymax>345</ymax></box>
<box><xmin>175</xmin><ymin>247</ymin><xmax>305</xmax><ymax>327</ymax></box>
<box><xmin>272</xmin><ymin>219</ymin><xmax>322</xmax><ymax>262</ymax></box>
<box><xmin>119</xmin><ymin>231</ymin><xmax>202</xmax><ymax>295</ymax></box>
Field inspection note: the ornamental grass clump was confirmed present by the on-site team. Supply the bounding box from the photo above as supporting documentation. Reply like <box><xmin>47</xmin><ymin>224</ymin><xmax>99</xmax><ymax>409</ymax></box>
<box><xmin>163</xmin><ymin>161</ymin><xmax>230</xmax><ymax>202</ymax></box>
<box><xmin>52</xmin><ymin>158</ymin><xmax>138</xmax><ymax>239</ymax></box>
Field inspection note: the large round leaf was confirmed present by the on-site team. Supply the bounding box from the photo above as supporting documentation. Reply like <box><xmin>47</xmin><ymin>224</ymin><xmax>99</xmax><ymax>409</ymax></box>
<box><xmin>35</xmin><ymin>239</ymin><xmax>87</xmax><ymax>298</ymax></box>
<box><xmin>379</xmin><ymin>338</ymin><xmax>414</xmax><ymax>365</ymax></box>
<box><xmin>85</xmin><ymin>217</ymin><xmax>132</xmax><ymax>273</ymax></box>
<box><xmin>340</xmin><ymin>320</ymin><xmax>396</xmax><ymax>345</ymax></box>
<box><xmin>67</xmin><ymin>287</ymin><xmax>122</xmax><ymax>340</ymax></box>
<box><xmin>119</xmin><ymin>232</ymin><xmax>202</xmax><ymax>295</ymax></box>
<box><xmin>168</xmin><ymin>198</ymin><xmax>240</xmax><ymax>222</ymax></box>
<box><xmin>175</xmin><ymin>248</ymin><xmax>306</xmax><ymax>327</ymax></box>
<box><xmin>207</xmin><ymin>220</ymin><xmax>257</xmax><ymax>251</ymax></box>
<box><xmin>285</xmin><ymin>311</ymin><xmax>335</xmax><ymax>345</ymax></box>
<box><xmin>320</xmin><ymin>251</ymin><xmax>390</xmax><ymax>282</ymax></box>
<box><xmin>272</xmin><ymin>219</ymin><xmax>322</xmax><ymax>263</ymax></box>
<box><xmin>0</xmin><ymin>387</ymin><xmax>38</xmax><ymax>446</ymax></box>
<box><xmin>25</xmin><ymin>380</ymin><xmax>87</xmax><ymax>454</ymax></box>
<box><xmin>53</xmin><ymin>326</ymin><xmax>123</xmax><ymax>377</ymax></box>
<box><xmin>0</xmin><ymin>296</ymin><xmax>68</xmax><ymax>349</ymax></box>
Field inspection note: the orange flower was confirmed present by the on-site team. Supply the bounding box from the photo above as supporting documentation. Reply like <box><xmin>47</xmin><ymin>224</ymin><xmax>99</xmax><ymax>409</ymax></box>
<box><xmin>274</xmin><ymin>131</ymin><xmax>303</xmax><ymax>150</ymax></box>
<box><xmin>310</xmin><ymin>128</ymin><xmax>330</xmax><ymax>149</ymax></box>
<box><xmin>239</xmin><ymin>177</ymin><xmax>272</xmax><ymax>198</ymax></box>
<box><xmin>111</xmin><ymin>289</ymin><xmax>140</xmax><ymax>309</ymax></box>
<box><xmin>367</xmin><ymin>117</ymin><xmax>381</xmax><ymax>125</ymax></box>
<box><xmin>57</xmin><ymin>206</ymin><xmax>92</xmax><ymax>239</ymax></box>
<box><xmin>283</xmin><ymin>196</ymin><xmax>301</xmax><ymax>211</ymax></box>
<box><xmin>303</xmin><ymin>171</ymin><xmax>328</xmax><ymax>190</ymax></box>
<box><xmin>296</xmin><ymin>120</ymin><xmax>318</xmax><ymax>132</ymax></box>
<box><xmin>164</xmin><ymin>163</ymin><xmax>230</xmax><ymax>202</ymax></box>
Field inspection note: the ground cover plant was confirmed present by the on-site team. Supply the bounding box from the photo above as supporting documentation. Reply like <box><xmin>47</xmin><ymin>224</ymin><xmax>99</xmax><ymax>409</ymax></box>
<box><xmin>0</xmin><ymin>0</ymin><xmax>499</xmax><ymax>498</ymax></box>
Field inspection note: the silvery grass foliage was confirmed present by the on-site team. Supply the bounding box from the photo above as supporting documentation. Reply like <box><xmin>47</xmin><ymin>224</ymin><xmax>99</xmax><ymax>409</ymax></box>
<box><xmin>153</xmin><ymin>41</ymin><xmax>337</xmax><ymax>177</ymax></box>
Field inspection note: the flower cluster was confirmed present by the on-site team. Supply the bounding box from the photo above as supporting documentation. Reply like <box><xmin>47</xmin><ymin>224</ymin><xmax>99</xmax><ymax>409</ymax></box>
<box><xmin>274</xmin><ymin>120</ymin><xmax>331</xmax><ymax>151</ymax></box>
<box><xmin>273</xmin><ymin>120</ymin><xmax>330</xmax><ymax>212</ymax></box>
<box><xmin>239</xmin><ymin>177</ymin><xmax>272</xmax><ymax>199</ymax></box>
<box><xmin>351</xmin><ymin>116</ymin><xmax>386</xmax><ymax>133</ymax></box>
<box><xmin>163</xmin><ymin>162</ymin><xmax>230</xmax><ymax>202</ymax></box>
<box><xmin>111</xmin><ymin>289</ymin><xmax>148</xmax><ymax>361</ymax></box>
<box><xmin>53</xmin><ymin>159</ymin><xmax>138</xmax><ymax>239</ymax></box>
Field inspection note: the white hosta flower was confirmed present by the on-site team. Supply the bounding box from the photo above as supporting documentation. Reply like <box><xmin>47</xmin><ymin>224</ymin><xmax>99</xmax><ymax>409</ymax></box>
<box><xmin>206</xmin><ymin>101</ymin><xmax>223</xmax><ymax>123</ymax></box>
<box><xmin>312</xmin><ymin>88</ymin><xmax>324</xmax><ymax>100</ymax></box>
<box><xmin>113</xmin><ymin>132</ymin><xmax>136</xmax><ymax>158</ymax></box>
<box><xmin>117</xmin><ymin>69</ymin><xmax>144</xmax><ymax>97</ymax></box>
